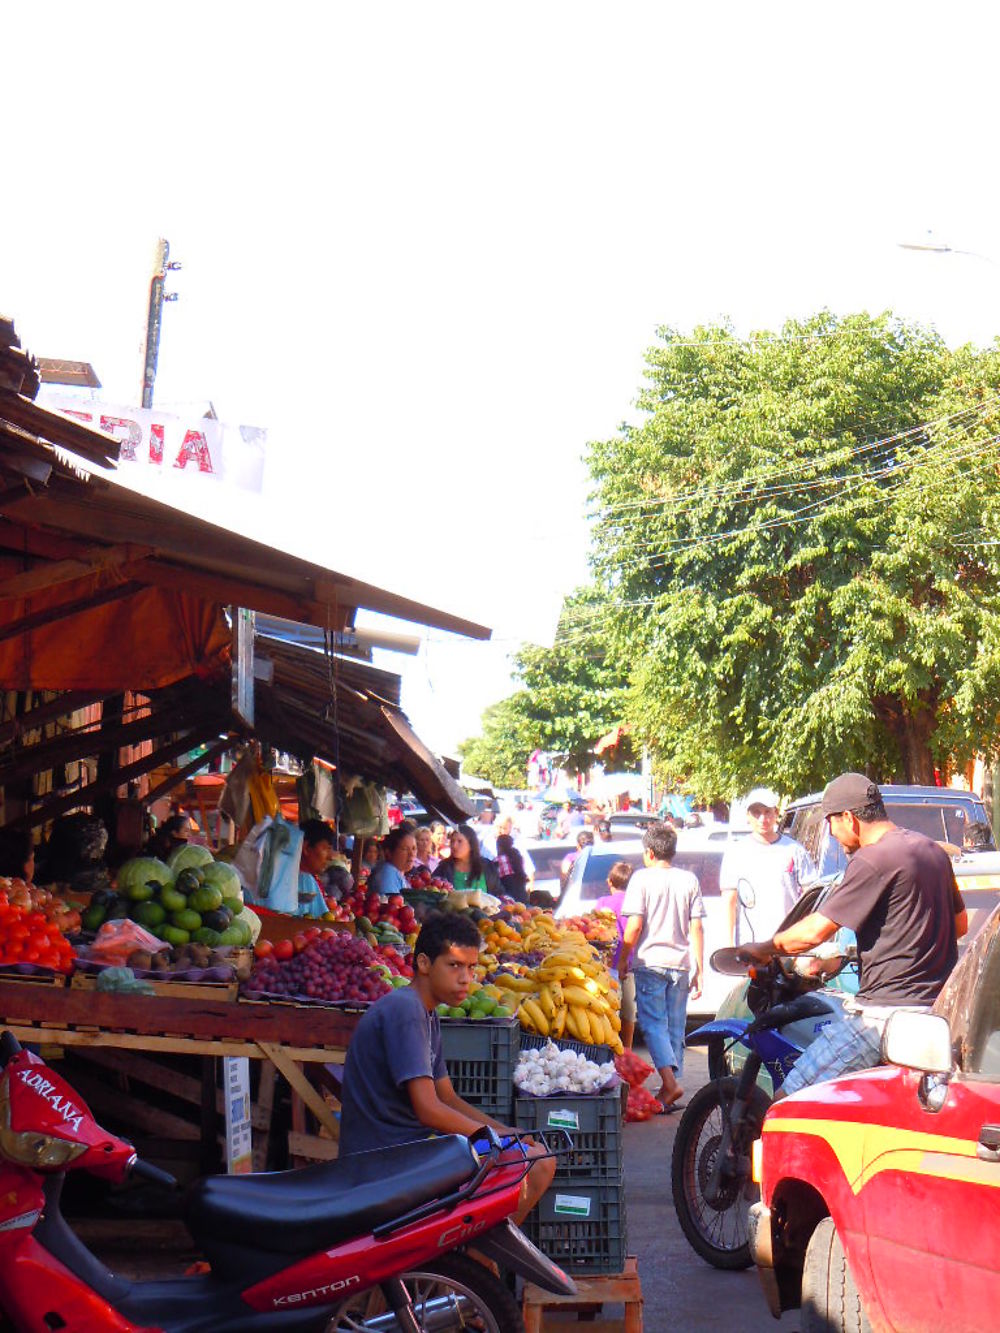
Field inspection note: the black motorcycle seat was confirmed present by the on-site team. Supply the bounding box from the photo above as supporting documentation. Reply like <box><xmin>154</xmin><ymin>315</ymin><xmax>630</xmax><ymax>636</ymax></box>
<box><xmin>186</xmin><ymin>1134</ymin><xmax>478</xmax><ymax>1257</ymax></box>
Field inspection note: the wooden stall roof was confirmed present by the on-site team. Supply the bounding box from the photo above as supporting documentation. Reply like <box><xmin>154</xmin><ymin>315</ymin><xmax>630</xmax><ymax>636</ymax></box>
<box><xmin>252</xmin><ymin>637</ymin><xmax>474</xmax><ymax>822</ymax></box>
<box><xmin>0</xmin><ymin>320</ymin><xmax>491</xmax><ymax>644</ymax></box>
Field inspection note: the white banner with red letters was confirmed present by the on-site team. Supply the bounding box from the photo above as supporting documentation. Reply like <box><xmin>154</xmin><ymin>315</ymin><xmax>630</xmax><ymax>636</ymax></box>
<box><xmin>38</xmin><ymin>393</ymin><xmax>266</xmax><ymax>493</ymax></box>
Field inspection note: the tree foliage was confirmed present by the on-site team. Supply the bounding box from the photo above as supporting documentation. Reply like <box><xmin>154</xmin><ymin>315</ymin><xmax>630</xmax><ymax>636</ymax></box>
<box><xmin>586</xmin><ymin>310</ymin><xmax>1000</xmax><ymax>795</ymax></box>
<box><xmin>458</xmin><ymin>587</ymin><xmax>631</xmax><ymax>784</ymax></box>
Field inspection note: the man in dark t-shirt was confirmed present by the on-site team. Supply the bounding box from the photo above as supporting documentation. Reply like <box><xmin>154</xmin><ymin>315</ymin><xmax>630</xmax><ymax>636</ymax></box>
<box><xmin>339</xmin><ymin>912</ymin><xmax>555</xmax><ymax>1223</ymax></box>
<box><xmin>744</xmin><ymin>772</ymin><xmax>968</xmax><ymax>1097</ymax></box>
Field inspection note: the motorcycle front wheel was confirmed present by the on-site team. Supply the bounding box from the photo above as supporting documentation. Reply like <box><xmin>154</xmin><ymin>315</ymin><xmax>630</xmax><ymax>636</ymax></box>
<box><xmin>671</xmin><ymin>1075</ymin><xmax>770</xmax><ymax>1270</ymax></box>
<box><xmin>321</xmin><ymin>1253</ymin><xmax>524</xmax><ymax>1332</ymax></box>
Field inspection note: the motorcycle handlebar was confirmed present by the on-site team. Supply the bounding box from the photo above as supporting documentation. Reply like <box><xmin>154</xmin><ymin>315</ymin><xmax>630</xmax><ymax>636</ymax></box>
<box><xmin>131</xmin><ymin>1157</ymin><xmax>178</xmax><ymax>1190</ymax></box>
<box><xmin>0</xmin><ymin>1030</ymin><xmax>22</xmax><ymax>1070</ymax></box>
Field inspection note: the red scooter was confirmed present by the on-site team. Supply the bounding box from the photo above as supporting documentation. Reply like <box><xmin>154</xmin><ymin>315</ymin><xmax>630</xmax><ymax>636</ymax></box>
<box><xmin>0</xmin><ymin>1032</ymin><xmax>575</xmax><ymax>1331</ymax></box>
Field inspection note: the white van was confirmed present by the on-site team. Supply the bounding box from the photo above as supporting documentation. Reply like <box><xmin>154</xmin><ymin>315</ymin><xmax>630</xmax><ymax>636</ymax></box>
<box><xmin>555</xmin><ymin>835</ymin><xmax>733</xmax><ymax>1018</ymax></box>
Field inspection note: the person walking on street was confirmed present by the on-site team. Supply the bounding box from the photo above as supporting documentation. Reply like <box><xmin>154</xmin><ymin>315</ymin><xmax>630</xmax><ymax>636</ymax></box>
<box><xmin>619</xmin><ymin>822</ymin><xmax>705</xmax><ymax>1112</ymax></box>
<box><xmin>595</xmin><ymin>859</ymin><xmax>638</xmax><ymax>1051</ymax></box>
<box><xmin>720</xmin><ymin>786</ymin><xmax>816</xmax><ymax>946</ymax></box>
<box><xmin>744</xmin><ymin>772</ymin><xmax>968</xmax><ymax>1097</ymax></box>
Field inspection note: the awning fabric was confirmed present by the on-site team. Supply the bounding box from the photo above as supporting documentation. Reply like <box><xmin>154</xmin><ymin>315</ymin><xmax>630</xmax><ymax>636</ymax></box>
<box><xmin>0</xmin><ymin>566</ymin><xmax>231</xmax><ymax>691</ymax></box>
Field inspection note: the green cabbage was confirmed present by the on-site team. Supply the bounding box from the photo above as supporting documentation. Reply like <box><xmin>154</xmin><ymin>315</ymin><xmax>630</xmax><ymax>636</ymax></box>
<box><xmin>117</xmin><ymin>857</ymin><xmax>173</xmax><ymax>896</ymax></box>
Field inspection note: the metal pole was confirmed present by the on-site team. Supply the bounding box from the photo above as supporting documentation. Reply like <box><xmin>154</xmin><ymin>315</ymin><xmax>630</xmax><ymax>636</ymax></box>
<box><xmin>140</xmin><ymin>238</ymin><xmax>181</xmax><ymax>409</ymax></box>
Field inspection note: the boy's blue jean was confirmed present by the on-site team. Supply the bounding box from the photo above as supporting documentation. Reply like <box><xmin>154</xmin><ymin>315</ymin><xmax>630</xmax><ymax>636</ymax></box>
<box><xmin>633</xmin><ymin>966</ymin><xmax>689</xmax><ymax>1075</ymax></box>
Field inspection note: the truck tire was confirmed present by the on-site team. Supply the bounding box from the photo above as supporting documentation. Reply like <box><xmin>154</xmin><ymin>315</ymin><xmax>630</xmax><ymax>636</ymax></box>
<box><xmin>801</xmin><ymin>1216</ymin><xmax>871</xmax><ymax>1333</ymax></box>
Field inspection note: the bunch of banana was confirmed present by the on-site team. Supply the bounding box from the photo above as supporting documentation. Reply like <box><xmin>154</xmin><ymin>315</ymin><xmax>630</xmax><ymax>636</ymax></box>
<box><xmin>512</xmin><ymin>948</ymin><xmax>624</xmax><ymax>1054</ymax></box>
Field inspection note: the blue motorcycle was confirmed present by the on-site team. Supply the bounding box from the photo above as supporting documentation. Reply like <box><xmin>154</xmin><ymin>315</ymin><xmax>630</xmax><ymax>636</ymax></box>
<box><xmin>670</xmin><ymin>888</ymin><xmax>853</xmax><ymax>1269</ymax></box>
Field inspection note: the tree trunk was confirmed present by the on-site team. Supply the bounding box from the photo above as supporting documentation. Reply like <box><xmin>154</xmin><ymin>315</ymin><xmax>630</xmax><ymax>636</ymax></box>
<box><xmin>872</xmin><ymin>691</ymin><xmax>939</xmax><ymax>784</ymax></box>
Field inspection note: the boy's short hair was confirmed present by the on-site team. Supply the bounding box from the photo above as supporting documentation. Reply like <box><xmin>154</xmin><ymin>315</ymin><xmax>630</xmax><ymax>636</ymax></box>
<box><xmin>642</xmin><ymin>821</ymin><xmax>677</xmax><ymax>862</ymax></box>
<box><xmin>414</xmin><ymin>911</ymin><xmax>482</xmax><ymax>963</ymax></box>
<box><xmin>606</xmin><ymin>860</ymin><xmax>633</xmax><ymax>892</ymax></box>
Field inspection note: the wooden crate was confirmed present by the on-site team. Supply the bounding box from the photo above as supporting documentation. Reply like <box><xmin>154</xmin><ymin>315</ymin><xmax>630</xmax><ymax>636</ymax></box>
<box><xmin>523</xmin><ymin>1256</ymin><xmax>642</xmax><ymax>1333</ymax></box>
<box><xmin>0</xmin><ymin>967</ymin><xmax>67</xmax><ymax>989</ymax></box>
<box><xmin>70</xmin><ymin>971</ymin><xmax>238</xmax><ymax>1002</ymax></box>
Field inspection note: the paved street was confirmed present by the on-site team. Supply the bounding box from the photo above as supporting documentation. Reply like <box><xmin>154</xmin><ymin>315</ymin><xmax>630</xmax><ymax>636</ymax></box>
<box><xmin>620</xmin><ymin>1046</ymin><xmax>799</xmax><ymax>1333</ymax></box>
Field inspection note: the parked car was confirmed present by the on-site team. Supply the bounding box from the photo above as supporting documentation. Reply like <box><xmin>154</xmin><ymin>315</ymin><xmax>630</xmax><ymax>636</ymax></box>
<box><xmin>750</xmin><ymin>901</ymin><xmax>1000</xmax><ymax>1330</ymax></box>
<box><xmin>521</xmin><ymin>838</ymin><xmax>577</xmax><ymax>904</ymax></box>
<box><xmin>555</xmin><ymin>834</ymin><xmax>732</xmax><ymax>1016</ymax></box>
<box><xmin>782</xmin><ymin>783</ymin><xmax>1000</xmax><ymax>943</ymax></box>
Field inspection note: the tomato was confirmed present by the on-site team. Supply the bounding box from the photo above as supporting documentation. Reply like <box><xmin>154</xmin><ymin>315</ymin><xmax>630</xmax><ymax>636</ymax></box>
<box><xmin>273</xmin><ymin>939</ymin><xmax>294</xmax><ymax>962</ymax></box>
<box><xmin>304</xmin><ymin>926</ymin><xmax>322</xmax><ymax>942</ymax></box>
<box><xmin>292</xmin><ymin>933</ymin><xmax>309</xmax><ymax>954</ymax></box>
<box><xmin>254</xmin><ymin>939</ymin><xmax>275</xmax><ymax>960</ymax></box>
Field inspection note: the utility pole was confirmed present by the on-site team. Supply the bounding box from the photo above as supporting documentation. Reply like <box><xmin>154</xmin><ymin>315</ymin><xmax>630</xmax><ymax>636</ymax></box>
<box><xmin>140</xmin><ymin>238</ymin><xmax>181</xmax><ymax>409</ymax></box>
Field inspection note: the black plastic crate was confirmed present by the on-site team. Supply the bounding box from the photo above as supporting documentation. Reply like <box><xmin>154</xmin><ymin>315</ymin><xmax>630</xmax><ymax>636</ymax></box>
<box><xmin>514</xmin><ymin>1086</ymin><xmax>623</xmax><ymax>1182</ymax></box>
<box><xmin>440</xmin><ymin>1018</ymin><xmax>519</xmax><ymax>1119</ymax></box>
<box><xmin>519</xmin><ymin>1032</ymin><xmax>616</xmax><ymax>1065</ymax></box>
<box><xmin>522</xmin><ymin>1180</ymin><xmax>627</xmax><ymax>1274</ymax></box>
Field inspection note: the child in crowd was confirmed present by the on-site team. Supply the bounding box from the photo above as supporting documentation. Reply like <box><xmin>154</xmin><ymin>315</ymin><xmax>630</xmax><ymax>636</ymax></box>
<box><xmin>596</xmin><ymin>860</ymin><xmax>637</xmax><ymax>1051</ymax></box>
<box><xmin>495</xmin><ymin>833</ymin><xmax>528</xmax><ymax>904</ymax></box>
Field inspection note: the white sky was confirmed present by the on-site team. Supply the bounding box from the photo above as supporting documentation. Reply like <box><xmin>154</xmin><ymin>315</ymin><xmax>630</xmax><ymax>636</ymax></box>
<box><xmin>5</xmin><ymin>3</ymin><xmax>1000</xmax><ymax>754</ymax></box>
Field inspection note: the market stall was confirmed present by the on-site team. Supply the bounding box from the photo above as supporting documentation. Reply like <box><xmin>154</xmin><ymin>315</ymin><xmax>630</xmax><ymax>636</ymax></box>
<box><xmin>0</xmin><ymin>315</ymin><xmax>482</xmax><ymax>1169</ymax></box>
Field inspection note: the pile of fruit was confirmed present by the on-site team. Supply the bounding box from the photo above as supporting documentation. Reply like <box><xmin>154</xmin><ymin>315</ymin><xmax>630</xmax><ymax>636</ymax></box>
<box><xmin>558</xmin><ymin>910</ymin><xmax>618</xmax><ymax>948</ymax></box>
<box><xmin>405</xmin><ymin>867</ymin><xmax>453</xmax><ymax>894</ymax></box>
<box><xmin>0</xmin><ymin>897</ymin><xmax>76</xmax><ymax>973</ymax></box>
<box><xmin>248</xmin><ymin>930</ymin><xmax>404</xmax><ymax>1005</ymax></box>
<box><xmin>0</xmin><ymin>878</ymin><xmax>82</xmax><ymax>936</ymax></box>
<box><xmin>327</xmin><ymin>887</ymin><xmax>418</xmax><ymax>944</ymax></box>
<box><xmin>435</xmin><ymin>980</ymin><xmax>515</xmax><ymax>1022</ymax></box>
<box><xmin>83</xmin><ymin>848</ymin><xmax>252</xmax><ymax>948</ymax></box>
<box><xmin>482</xmin><ymin>921</ymin><xmax>624</xmax><ymax>1054</ymax></box>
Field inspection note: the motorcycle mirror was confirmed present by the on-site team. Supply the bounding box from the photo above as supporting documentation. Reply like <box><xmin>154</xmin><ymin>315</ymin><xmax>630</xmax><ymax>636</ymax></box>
<box><xmin>736</xmin><ymin>878</ymin><xmax>756</xmax><ymax>910</ymax></box>
<box><xmin>710</xmin><ymin>945</ymin><xmax>767</xmax><ymax>976</ymax></box>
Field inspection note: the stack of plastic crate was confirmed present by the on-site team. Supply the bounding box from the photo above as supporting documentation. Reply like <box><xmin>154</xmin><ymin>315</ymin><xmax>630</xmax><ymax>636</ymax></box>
<box><xmin>514</xmin><ymin>1083</ymin><xmax>627</xmax><ymax>1274</ymax></box>
<box><xmin>440</xmin><ymin>1017</ymin><xmax>520</xmax><ymax>1120</ymax></box>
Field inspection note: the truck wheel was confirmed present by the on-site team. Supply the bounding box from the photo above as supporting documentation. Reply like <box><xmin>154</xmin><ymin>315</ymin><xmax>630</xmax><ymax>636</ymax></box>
<box><xmin>801</xmin><ymin>1217</ymin><xmax>871</xmax><ymax>1333</ymax></box>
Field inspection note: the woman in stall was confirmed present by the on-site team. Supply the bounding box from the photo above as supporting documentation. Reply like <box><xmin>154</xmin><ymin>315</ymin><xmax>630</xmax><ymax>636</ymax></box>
<box><xmin>433</xmin><ymin>824</ymin><xmax>500</xmax><ymax>895</ymax></box>
<box><xmin>413</xmin><ymin>825</ymin><xmax>438</xmax><ymax>872</ymax></box>
<box><xmin>367</xmin><ymin>825</ymin><xmax>417</xmax><ymax>896</ymax></box>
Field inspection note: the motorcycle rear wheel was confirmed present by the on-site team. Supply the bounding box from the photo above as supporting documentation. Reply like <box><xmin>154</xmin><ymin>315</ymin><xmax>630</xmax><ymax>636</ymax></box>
<box><xmin>321</xmin><ymin>1253</ymin><xmax>524</xmax><ymax>1332</ymax></box>
<box><xmin>671</xmin><ymin>1075</ymin><xmax>770</xmax><ymax>1270</ymax></box>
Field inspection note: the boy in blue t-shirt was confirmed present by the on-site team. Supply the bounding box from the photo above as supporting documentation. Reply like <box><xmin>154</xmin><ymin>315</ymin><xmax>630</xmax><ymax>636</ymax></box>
<box><xmin>340</xmin><ymin>912</ymin><xmax>555</xmax><ymax>1224</ymax></box>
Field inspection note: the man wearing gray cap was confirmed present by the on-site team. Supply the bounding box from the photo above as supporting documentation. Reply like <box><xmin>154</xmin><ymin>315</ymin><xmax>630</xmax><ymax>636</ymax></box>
<box><xmin>720</xmin><ymin>786</ymin><xmax>816</xmax><ymax>947</ymax></box>
<box><xmin>747</xmin><ymin>772</ymin><xmax>968</xmax><ymax>1097</ymax></box>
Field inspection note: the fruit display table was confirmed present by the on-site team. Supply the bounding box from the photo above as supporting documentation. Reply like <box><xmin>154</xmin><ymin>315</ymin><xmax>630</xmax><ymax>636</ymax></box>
<box><xmin>0</xmin><ymin>980</ymin><xmax>359</xmax><ymax>1169</ymax></box>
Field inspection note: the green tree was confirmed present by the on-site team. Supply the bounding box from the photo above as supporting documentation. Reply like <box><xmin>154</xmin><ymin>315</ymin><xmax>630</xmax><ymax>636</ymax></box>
<box><xmin>586</xmin><ymin>311</ymin><xmax>1000</xmax><ymax>794</ymax></box>
<box><xmin>457</xmin><ymin>694</ymin><xmax>536</xmax><ymax>789</ymax></box>
<box><xmin>458</xmin><ymin>587</ymin><xmax>632</xmax><ymax>783</ymax></box>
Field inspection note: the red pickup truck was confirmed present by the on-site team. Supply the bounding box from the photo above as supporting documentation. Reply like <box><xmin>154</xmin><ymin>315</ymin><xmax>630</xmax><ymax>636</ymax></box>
<box><xmin>749</xmin><ymin>905</ymin><xmax>1000</xmax><ymax>1332</ymax></box>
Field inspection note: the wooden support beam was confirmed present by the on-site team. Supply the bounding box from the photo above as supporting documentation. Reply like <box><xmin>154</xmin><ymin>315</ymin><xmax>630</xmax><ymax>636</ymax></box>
<box><xmin>0</xmin><ymin>544</ymin><xmax>153</xmax><ymax>600</ymax></box>
<box><xmin>0</xmin><ymin>696</ymin><xmax>222</xmax><ymax>787</ymax></box>
<box><xmin>0</xmin><ymin>690</ymin><xmax>113</xmax><ymax>747</ymax></box>
<box><xmin>5</xmin><ymin>725</ymin><xmax>222</xmax><ymax>830</ymax></box>
<box><xmin>0</xmin><ymin>580</ymin><xmax>144</xmax><ymax>645</ymax></box>
<box><xmin>72</xmin><ymin>1046</ymin><xmax>271</xmax><ymax>1129</ymax></box>
<box><xmin>256</xmin><ymin>1041</ymin><xmax>341</xmax><ymax>1138</ymax></box>
<box><xmin>142</xmin><ymin>736</ymin><xmax>239</xmax><ymax>807</ymax></box>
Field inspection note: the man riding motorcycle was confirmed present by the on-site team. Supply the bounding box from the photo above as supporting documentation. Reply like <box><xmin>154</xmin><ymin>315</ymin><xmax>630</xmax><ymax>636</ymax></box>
<box><xmin>743</xmin><ymin>771</ymin><xmax>968</xmax><ymax>1097</ymax></box>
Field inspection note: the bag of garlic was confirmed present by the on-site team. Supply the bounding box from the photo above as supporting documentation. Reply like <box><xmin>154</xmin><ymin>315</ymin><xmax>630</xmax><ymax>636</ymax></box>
<box><xmin>513</xmin><ymin>1040</ymin><xmax>619</xmax><ymax>1097</ymax></box>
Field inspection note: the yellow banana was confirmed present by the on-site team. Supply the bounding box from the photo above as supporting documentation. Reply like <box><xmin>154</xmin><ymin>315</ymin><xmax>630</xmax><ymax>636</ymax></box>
<box><xmin>570</xmin><ymin>1005</ymin><xmax>593</xmax><ymax>1044</ymax></box>
<box><xmin>552</xmin><ymin>1004</ymin><xmax>567</xmax><ymax>1038</ymax></box>
<box><xmin>494</xmin><ymin>974</ymin><xmax>537</xmax><ymax>993</ymax></box>
<box><xmin>607</xmin><ymin>1009</ymin><xmax>622</xmax><ymax>1033</ymax></box>
<box><xmin>537</xmin><ymin>985</ymin><xmax>556</xmax><ymax>1021</ymax></box>
<box><xmin>520</xmin><ymin>998</ymin><xmax>549</xmax><ymax>1035</ymax></box>
<box><xmin>564</xmin><ymin>1005</ymin><xmax>582</xmax><ymax>1042</ymax></box>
